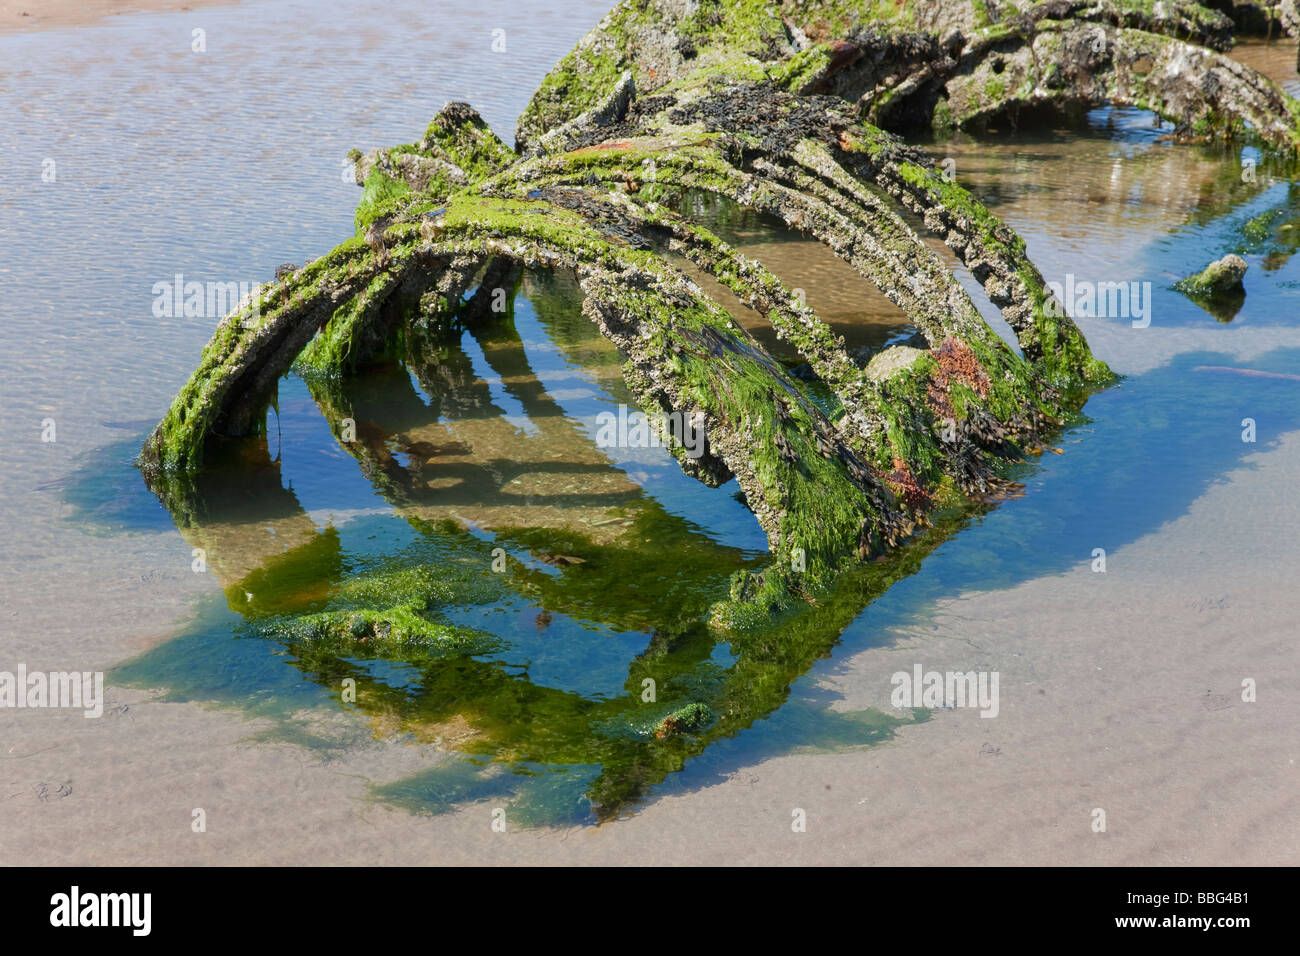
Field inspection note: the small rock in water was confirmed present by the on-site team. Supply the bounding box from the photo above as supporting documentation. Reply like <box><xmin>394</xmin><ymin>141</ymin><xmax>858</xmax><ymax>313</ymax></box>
<box><xmin>1175</xmin><ymin>253</ymin><xmax>1248</xmax><ymax>298</ymax></box>
<box><xmin>1174</xmin><ymin>254</ymin><xmax>1248</xmax><ymax>321</ymax></box>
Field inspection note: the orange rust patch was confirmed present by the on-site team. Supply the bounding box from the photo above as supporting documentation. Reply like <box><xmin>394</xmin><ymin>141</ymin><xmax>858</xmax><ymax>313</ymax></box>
<box><xmin>573</xmin><ymin>139</ymin><xmax>634</xmax><ymax>154</ymax></box>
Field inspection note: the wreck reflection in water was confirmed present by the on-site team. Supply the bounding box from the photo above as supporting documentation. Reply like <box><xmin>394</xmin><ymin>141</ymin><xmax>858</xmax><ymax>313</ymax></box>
<box><xmin>121</xmin><ymin>266</ymin><xmax>969</xmax><ymax>824</ymax></box>
<box><xmin>111</xmin><ymin>81</ymin><xmax>1300</xmax><ymax>823</ymax></box>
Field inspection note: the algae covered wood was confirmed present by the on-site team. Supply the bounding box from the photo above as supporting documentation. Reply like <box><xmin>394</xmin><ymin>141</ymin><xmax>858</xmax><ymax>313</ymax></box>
<box><xmin>141</xmin><ymin>0</ymin><xmax>1300</xmax><ymax>619</ymax></box>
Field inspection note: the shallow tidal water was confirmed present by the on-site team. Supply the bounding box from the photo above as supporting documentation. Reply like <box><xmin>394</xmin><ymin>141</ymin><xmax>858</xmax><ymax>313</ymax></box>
<box><xmin>2</xmin><ymin>7</ymin><xmax>1298</xmax><ymax>833</ymax></box>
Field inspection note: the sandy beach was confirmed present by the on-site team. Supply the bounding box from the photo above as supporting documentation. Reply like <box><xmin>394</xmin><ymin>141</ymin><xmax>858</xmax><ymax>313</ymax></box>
<box><xmin>0</xmin><ymin>0</ymin><xmax>242</xmax><ymax>34</ymax></box>
<box><xmin>2</xmin><ymin>0</ymin><xmax>1297</xmax><ymax>866</ymax></box>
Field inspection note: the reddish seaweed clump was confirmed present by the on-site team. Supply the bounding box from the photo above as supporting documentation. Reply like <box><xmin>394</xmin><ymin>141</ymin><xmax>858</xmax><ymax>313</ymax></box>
<box><xmin>885</xmin><ymin>457</ymin><xmax>931</xmax><ymax>512</ymax></box>
<box><xmin>927</xmin><ymin>336</ymin><xmax>990</xmax><ymax>420</ymax></box>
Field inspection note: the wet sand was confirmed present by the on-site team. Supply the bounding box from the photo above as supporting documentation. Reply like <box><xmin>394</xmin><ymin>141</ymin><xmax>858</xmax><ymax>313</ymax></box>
<box><xmin>2</xmin><ymin>3</ymin><xmax>1298</xmax><ymax>865</ymax></box>
<box><xmin>4</xmin><ymin>421</ymin><xmax>1296</xmax><ymax>865</ymax></box>
<box><xmin>0</xmin><ymin>0</ymin><xmax>243</xmax><ymax>34</ymax></box>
